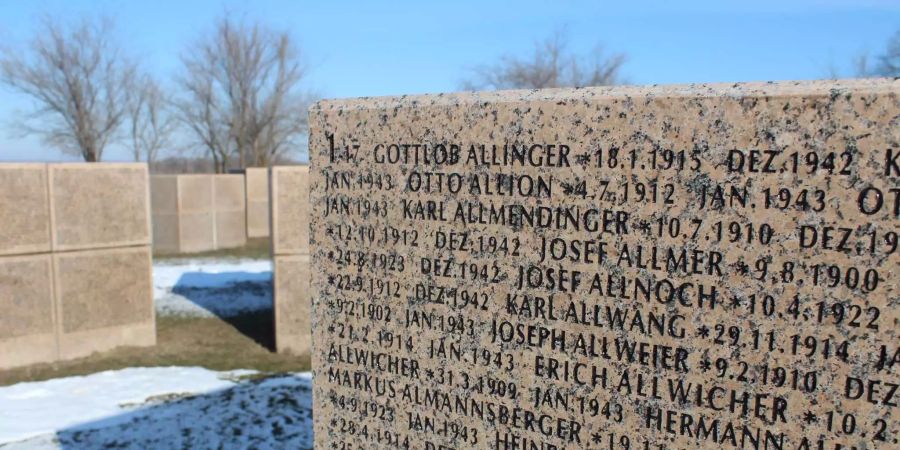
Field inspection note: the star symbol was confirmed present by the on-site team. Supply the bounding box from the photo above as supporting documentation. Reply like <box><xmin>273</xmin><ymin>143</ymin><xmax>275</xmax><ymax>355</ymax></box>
<box><xmin>635</xmin><ymin>220</ymin><xmax>651</xmax><ymax>233</ymax></box>
<box><xmin>699</xmin><ymin>358</ymin><xmax>712</xmax><ymax>372</ymax></box>
<box><xmin>731</xmin><ymin>296</ymin><xmax>742</xmax><ymax>309</ymax></box>
<box><xmin>576</xmin><ymin>153</ymin><xmax>591</xmax><ymax>166</ymax></box>
<box><xmin>803</xmin><ymin>411</ymin><xmax>817</xmax><ymax>424</ymax></box>
<box><xmin>425</xmin><ymin>369</ymin><xmax>434</xmax><ymax>378</ymax></box>
<box><xmin>734</xmin><ymin>260</ymin><xmax>750</xmax><ymax>275</ymax></box>
<box><xmin>697</xmin><ymin>325</ymin><xmax>710</xmax><ymax>338</ymax></box>
<box><xmin>327</xmin><ymin>323</ymin><xmax>335</xmax><ymax>333</ymax></box>
<box><xmin>327</xmin><ymin>275</ymin><xmax>335</xmax><ymax>285</ymax></box>
<box><xmin>592</xmin><ymin>432</ymin><xmax>603</xmax><ymax>444</ymax></box>
<box><xmin>326</xmin><ymin>226</ymin><xmax>333</xmax><ymax>235</ymax></box>
<box><xmin>329</xmin><ymin>418</ymin><xmax>337</xmax><ymax>427</ymax></box>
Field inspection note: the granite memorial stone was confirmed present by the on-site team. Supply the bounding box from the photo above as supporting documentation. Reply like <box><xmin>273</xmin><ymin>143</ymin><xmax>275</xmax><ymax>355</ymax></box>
<box><xmin>307</xmin><ymin>80</ymin><xmax>898</xmax><ymax>449</ymax></box>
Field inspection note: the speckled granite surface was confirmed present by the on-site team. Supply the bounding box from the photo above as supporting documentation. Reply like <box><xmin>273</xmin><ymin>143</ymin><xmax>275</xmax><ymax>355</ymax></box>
<box><xmin>306</xmin><ymin>79</ymin><xmax>898</xmax><ymax>449</ymax></box>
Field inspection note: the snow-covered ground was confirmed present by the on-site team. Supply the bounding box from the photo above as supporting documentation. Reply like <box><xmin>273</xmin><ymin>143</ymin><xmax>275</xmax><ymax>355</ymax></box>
<box><xmin>0</xmin><ymin>367</ymin><xmax>313</xmax><ymax>449</ymax></box>
<box><xmin>0</xmin><ymin>258</ymin><xmax>315</xmax><ymax>449</ymax></box>
<box><xmin>153</xmin><ymin>259</ymin><xmax>273</xmax><ymax>317</ymax></box>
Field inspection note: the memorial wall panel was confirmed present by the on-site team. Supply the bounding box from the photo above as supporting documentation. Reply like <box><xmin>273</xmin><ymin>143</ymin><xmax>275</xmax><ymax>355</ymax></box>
<box><xmin>307</xmin><ymin>80</ymin><xmax>899</xmax><ymax>449</ymax></box>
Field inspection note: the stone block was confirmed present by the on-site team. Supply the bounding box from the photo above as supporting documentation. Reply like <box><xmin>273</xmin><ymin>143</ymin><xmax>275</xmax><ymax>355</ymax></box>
<box><xmin>307</xmin><ymin>79</ymin><xmax>900</xmax><ymax>449</ymax></box>
<box><xmin>273</xmin><ymin>254</ymin><xmax>310</xmax><ymax>355</ymax></box>
<box><xmin>178</xmin><ymin>175</ymin><xmax>214</xmax><ymax>213</ymax></box>
<box><xmin>214</xmin><ymin>210</ymin><xmax>246</xmax><ymax>249</ymax></box>
<box><xmin>178</xmin><ymin>212</ymin><xmax>216</xmax><ymax>253</ymax></box>
<box><xmin>151</xmin><ymin>213</ymin><xmax>180</xmax><ymax>254</ymax></box>
<box><xmin>246</xmin><ymin>200</ymin><xmax>270</xmax><ymax>239</ymax></box>
<box><xmin>214</xmin><ymin>174</ymin><xmax>245</xmax><ymax>211</ymax></box>
<box><xmin>0</xmin><ymin>254</ymin><xmax>57</xmax><ymax>369</ymax></box>
<box><xmin>0</xmin><ymin>164</ymin><xmax>51</xmax><ymax>256</ymax></box>
<box><xmin>149</xmin><ymin>175</ymin><xmax>179</xmax><ymax>214</ymax></box>
<box><xmin>212</xmin><ymin>175</ymin><xmax>246</xmax><ymax>249</ymax></box>
<box><xmin>54</xmin><ymin>246</ymin><xmax>155</xmax><ymax>361</ymax></box>
<box><xmin>245</xmin><ymin>168</ymin><xmax>270</xmax><ymax>238</ymax></box>
<box><xmin>49</xmin><ymin>163</ymin><xmax>150</xmax><ymax>252</ymax></box>
<box><xmin>271</xmin><ymin>166</ymin><xmax>309</xmax><ymax>255</ymax></box>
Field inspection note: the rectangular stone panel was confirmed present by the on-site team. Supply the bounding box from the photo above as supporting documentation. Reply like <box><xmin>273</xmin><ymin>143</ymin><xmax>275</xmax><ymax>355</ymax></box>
<box><xmin>272</xmin><ymin>166</ymin><xmax>310</xmax><ymax>255</ymax></box>
<box><xmin>214</xmin><ymin>210</ymin><xmax>247</xmax><ymax>250</ymax></box>
<box><xmin>247</xmin><ymin>200</ymin><xmax>270</xmax><ymax>239</ymax></box>
<box><xmin>308</xmin><ymin>80</ymin><xmax>900</xmax><ymax>449</ymax></box>
<box><xmin>0</xmin><ymin>163</ymin><xmax>51</xmax><ymax>256</ymax></box>
<box><xmin>178</xmin><ymin>175</ymin><xmax>214</xmax><ymax>213</ymax></box>
<box><xmin>0</xmin><ymin>254</ymin><xmax>57</xmax><ymax>369</ymax></box>
<box><xmin>150</xmin><ymin>175</ymin><xmax>179</xmax><ymax>214</ymax></box>
<box><xmin>214</xmin><ymin>174</ymin><xmax>245</xmax><ymax>211</ymax></box>
<box><xmin>49</xmin><ymin>163</ymin><xmax>151</xmax><ymax>251</ymax></box>
<box><xmin>54</xmin><ymin>246</ymin><xmax>155</xmax><ymax>360</ymax></box>
<box><xmin>151</xmin><ymin>213</ymin><xmax>180</xmax><ymax>254</ymax></box>
<box><xmin>178</xmin><ymin>212</ymin><xmax>216</xmax><ymax>253</ymax></box>
<box><xmin>274</xmin><ymin>254</ymin><xmax>310</xmax><ymax>355</ymax></box>
<box><xmin>246</xmin><ymin>168</ymin><xmax>271</xmax><ymax>238</ymax></box>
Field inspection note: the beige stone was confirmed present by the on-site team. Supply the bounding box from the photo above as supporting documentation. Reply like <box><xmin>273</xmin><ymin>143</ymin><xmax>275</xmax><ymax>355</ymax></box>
<box><xmin>178</xmin><ymin>212</ymin><xmax>216</xmax><ymax>253</ymax></box>
<box><xmin>55</xmin><ymin>246</ymin><xmax>155</xmax><ymax>361</ymax></box>
<box><xmin>214</xmin><ymin>210</ymin><xmax>246</xmax><ymax>249</ymax></box>
<box><xmin>307</xmin><ymin>80</ymin><xmax>900</xmax><ymax>449</ymax></box>
<box><xmin>49</xmin><ymin>163</ymin><xmax>150</xmax><ymax>252</ymax></box>
<box><xmin>150</xmin><ymin>175</ymin><xmax>180</xmax><ymax>253</ymax></box>
<box><xmin>149</xmin><ymin>174</ymin><xmax>249</xmax><ymax>253</ymax></box>
<box><xmin>0</xmin><ymin>254</ymin><xmax>57</xmax><ymax>369</ymax></box>
<box><xmin>150</xmin><ymin>175</ymin><xmax>179</xmax><ymax>214</ymax></box>
<box><xmin>178</xmin><ymin>175</ymin><xmax>214</xmax><ymax>213</ymax></box>
<box><xmin>273</xmin><ymin>254</ymin><xmax>311</xmax><ymax>355</ymax></box>
<box><xmin>271</xmin><ymin>166</ymin><xmax>310</xmax><ymax>255</ymax></box>
<box><xmin>213</xmin><ymin>175</ymin><xmax>246</xmax><ymax>249</ymax></box>
<box><xmin>0</xmin><ymin>164</ymin><xmax>51</xmax><ymax>256</ymax></box>
<box><xmin>245</xmin><ymin>167</ymin><xmax>271</xmax><ymax>238</ymax></box>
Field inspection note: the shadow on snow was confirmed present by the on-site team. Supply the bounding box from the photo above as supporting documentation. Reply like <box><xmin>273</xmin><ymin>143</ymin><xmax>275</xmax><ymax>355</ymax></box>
<box><xmin>170</xmin><ymin>271</ymin><xmax>276</xmax><ymax>351</ymax></box>
<box><xmin>55</xmin><ymin>375</ymin><xmax>313</xmax><ymax>450</ymax></box>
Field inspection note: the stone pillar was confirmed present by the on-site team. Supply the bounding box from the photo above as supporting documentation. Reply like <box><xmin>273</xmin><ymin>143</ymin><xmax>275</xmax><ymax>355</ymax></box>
<box><xmin>270</xmin><ymin>165</ymin><xmax>310</xmax><ymax>355</ymax></box>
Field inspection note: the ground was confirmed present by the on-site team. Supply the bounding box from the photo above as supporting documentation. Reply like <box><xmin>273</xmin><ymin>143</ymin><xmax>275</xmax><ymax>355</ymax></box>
<box><xmin>0</xmin><ymin>243</ymin><xmax>313</xmax><ymax>449</ymax></box>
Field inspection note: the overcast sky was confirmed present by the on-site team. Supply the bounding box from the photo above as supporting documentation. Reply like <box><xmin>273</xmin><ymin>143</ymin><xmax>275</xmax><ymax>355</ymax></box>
<box><xmin>0</xmin><ymin>0</ymin><xmax>897</xmax><ymax>162</ymax></box>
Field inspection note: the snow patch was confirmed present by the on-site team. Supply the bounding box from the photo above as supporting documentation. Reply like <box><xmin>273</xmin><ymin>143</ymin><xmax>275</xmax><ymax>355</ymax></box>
<box><xmin>0</xmin><ymin>367</ymin><xmax>313</xmax><ymax>449</ymax></box>
<box><xmin>153</xmin><ymin>259</ymin><xmax>273</xmax><ymax>318</ymax></box>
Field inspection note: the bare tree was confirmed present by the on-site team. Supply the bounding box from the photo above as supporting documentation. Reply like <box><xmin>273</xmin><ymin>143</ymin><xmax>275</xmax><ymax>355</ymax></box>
<box><xmin>873</xmin><ymin>30</ymin><xmax>899</xmax><ymax>77</ymax></box>
<box><xmin>462</xmin><ymin>32</ymin><xmax>626</xmax><ymax>90</ymax></box>
<box><xmin>0</xmin><ymin>17</ymin><xmax>136</xmax><ymax>162</ymax></box>
<box><xmin>174</xmin><ymin>16</ymin><xmax>311</xmax><ymax>172</ymax></box>
<box><xmin>127</xmin><ymin>76</ymin><xmax>176</xmax><ymax>169</ymax></box>
<box><xmin>837</xmin><ymin>30</ymin><xmax>900</xmax><ymax>79</ymax></box>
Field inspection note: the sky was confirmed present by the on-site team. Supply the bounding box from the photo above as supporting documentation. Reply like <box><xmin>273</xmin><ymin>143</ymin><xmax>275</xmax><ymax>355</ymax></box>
<box><xmin>0</xmin><ymin>0</ymin><xmax>897</xmax><ymax>162</ymax></box>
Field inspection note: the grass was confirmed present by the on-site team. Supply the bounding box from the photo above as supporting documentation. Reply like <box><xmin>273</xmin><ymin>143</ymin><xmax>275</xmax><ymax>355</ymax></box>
<box><xmin>153</xmin><ymin>237</ymin><xmax>273</xmax><ymax>261</ymax></box>
<box><xmin>0</xmin><ymin>312</ymin><xmax>311</xmax><ymax>387</ymax></box>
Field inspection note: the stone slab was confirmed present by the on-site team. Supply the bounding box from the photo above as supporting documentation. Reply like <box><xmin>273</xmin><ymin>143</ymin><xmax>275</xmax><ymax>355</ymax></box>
<box><xmin>273</xmin><ymin>254</ymin><xmax>311</xmax><ymax>355</ymax></box>
<box><xmin>178</xmin><ymin>175</ymin><xmax>214</xmax><ymax>213</ymax></box>
<box><xmin>0</xmin><ymin>164</ymin><xmax>51</xmax><ymax>256</ymax></box>
<box><xmin>271</xmin><ymin>166</ymin><xmax>310</xmax><ymax>255</ymax></box>
<box><xmin>213</xmin><ymin>175</ymin><xmax>247</xmax><ymax>249</ymax></box>
<box><xmin>54</xmin><ymin>246</ymin><xmax>155</xmax><ymax>361</ymax></box>
<box><xmin>178</xmin><ymin>212</ymin><xmax>216</xmax><ymax>253</ymax></box>
<box><xmin>307</xmin><ymin>80</ymin><xmax>900</xmax><ymax>449</ymax></box>
<box><xmin>214</xmin><ymin>174</ymin><xmax>245</xmax><ymax>211</ymax></box>
<box><xmin>214</xmin><ymin>210</ymin><xmax>247</xmax><ymax>250</ymax></box>
<box><xmin>246</xmin><ymin>168</ymin><xmax>271</xmax><ymax>238</ymax></box>
<box><xmin>150</xmin><ymin>212</ymin><xmax>180</xmax><ymax>254</ymax></box>
<box><xmin>150</xmin><ymin>175</ymin><xmax>179</xmax><ymax>214</ymax></box>
<box><xmin>0</xmin><ymin>254</ymin><xmax>57</xmax><ymax>369</ymax></box>
<box><xmin>49</xmin><ymin>163</ymin><xmax>151</xmax><ymax>252</ymax></box>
